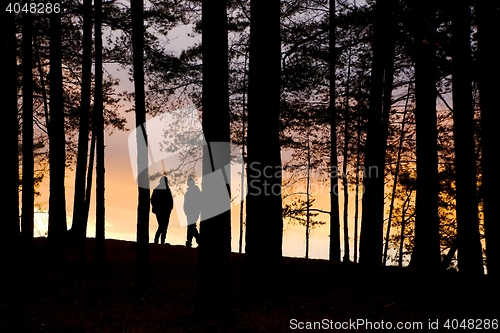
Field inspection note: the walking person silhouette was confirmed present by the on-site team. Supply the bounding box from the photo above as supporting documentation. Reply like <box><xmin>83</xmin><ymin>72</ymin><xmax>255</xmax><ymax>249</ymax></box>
<box><xmin>183</xmin><ymin>178</ymin><xmax>201</xmax><ymax>247</ymax></box>
<box><xmin>151</xmin><ymin>176</ymin><xmax>174</xmax><ymax>245</ymax></box>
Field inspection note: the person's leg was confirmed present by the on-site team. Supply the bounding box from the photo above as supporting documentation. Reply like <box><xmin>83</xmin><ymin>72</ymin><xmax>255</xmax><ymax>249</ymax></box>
<box><xmin>160</xmin><ymin>226</ymin><xmax>166</xmax><ymax>244</ymax></box>
<box><xmin>186</xmin><ymin>223</ymin><xmax>195</xmax><ymax>247</ymax></box>
<box><xmin>154</xmin><ymin>214</ymin><xmax>162</xmax><ymax>244</ymax></box>
<box><xmin>193</xmin><ymin>224</ymin><xmax>200</xmax><ymax>245</ymax></box>
<box><xmin>154</xmin><ymin>212</ymin><xmax>167</xmax><ymax>244</ymax></box>
<box><xmin>186</xmin><ymin>214</ymin><xmax>198</xmax><ymax>246</ymax></box>
<box><xmin>160</xmin><ymin>211</ymin><xmax>171</xmax><ymax>244</ymax></box>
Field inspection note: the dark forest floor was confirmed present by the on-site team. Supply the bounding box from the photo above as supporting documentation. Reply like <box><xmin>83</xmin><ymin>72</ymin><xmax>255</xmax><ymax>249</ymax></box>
<box><xmin>0</xmin><ymin>238</ymin><xmax>497</xmax><ymax>332</ymax></box>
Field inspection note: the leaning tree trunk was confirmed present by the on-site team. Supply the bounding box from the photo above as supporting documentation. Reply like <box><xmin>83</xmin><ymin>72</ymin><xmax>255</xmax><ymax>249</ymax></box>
<box><xmin>384</xmin><ymin>92</ymin><xmax>409</xmax><ymax>265</ymax></box>
<box><xmin>84</xmin><ymin>132</ymin><xmax>97</xmax><ymax>226</ymax></box>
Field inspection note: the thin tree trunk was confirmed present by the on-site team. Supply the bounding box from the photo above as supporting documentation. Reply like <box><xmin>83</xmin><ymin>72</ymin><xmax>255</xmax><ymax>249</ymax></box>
<box><xmin>329</xmin><ymin>0</ymin><xmax>341</xmax><ymax>262</ymax></box>
<box><xmin>342</xmin><ymin>45</ymin><xmax>352</xmax><ymax>263</ymax></box>
<box><xmin>84</xmin><ymin>131</ymin><xmax>96</xmax><ymax>220</ymax></box>
<box><xmin>1</xmin><ymin>3</ymin><xmax>20</xmax><ymax>272</ymax></box>
<box><xmin>239</xmin><ymin>51</ymin><xmax>248</xmax><ymax>255</ymax></box>
<box><xmin>441</xmin><ymin>239</ymin><xmax>458</xmax><ymax>269</ymax></box>
<box><xmin>398</xmin><ymin>194</ymin><xmax>409</xmax><ymax>267</ymax></box>
<box><xmin>73</xmin><ymin>0</ymin><xmax>93</xmax><ymax>265</ymax></box>
<box><xmin>21</xmin><ymin>5</ymin><xmax>34</xmax><ymax>263</ymax></box>
<box><xmin>131</xmin><ymin>0</ymin><xmax>151</xmax><ymax>290</ymax></box>
<box><xmin>451</xmin><ymin>0</ymin><xmax>483</xmax><ymax>276</ymax></box>
<box><xmin>94</xmin><ymin>0</ymin><xmax>106</xmax><ymax>269</ymax></box>
<box><xmin>476</xmin><ymin>0</ymin><xmax>500</xmax><ymax>278</ymax></box>
<box><xmin>353</xmin><ymin>110</ymin><xmax>361</xmax><ymax>263</ymax></box>
<box><xmin>80</xmin><ymin>131</ymin><xmax>96</xmax><ymax>263</ymax></box>
<box><xmin>34</xmin><ymin>35</ymin><xmax>50</xmax><ymax>125</ymax></box>
<box><xmin>398</xmin><ymin>188</ymin><xmax>414</xmax><ymax>267</ymax></box>
<box><xmin>383</xmin><ymin>87</ymin><xmax>410</xmax><ymax>265</ymax></box>
<box><xmin>48</xmin><ymin>6</ymin><xmax>67</xmax><ymax>266</ymax></box>
<box><xmin>379</xmin><ymin>10</ymin><xmax>397</xmax><ymax>266</ymax></box>
<box><xmin>306</xmin><ymin>122</ymin><xmax>311</xmax><ymax>259</ymax></box>
<box><xmin>351</xmin><ymin>1</ymin><xmax>360</xmax><ymax>264</ymax></box>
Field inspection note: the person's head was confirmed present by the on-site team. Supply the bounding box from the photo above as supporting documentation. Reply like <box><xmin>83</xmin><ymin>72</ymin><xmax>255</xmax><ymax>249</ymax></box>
<box><xmin>187</xmin><ymin>178</ymin><xmax>195</xmax><ymax>187</ymax></box>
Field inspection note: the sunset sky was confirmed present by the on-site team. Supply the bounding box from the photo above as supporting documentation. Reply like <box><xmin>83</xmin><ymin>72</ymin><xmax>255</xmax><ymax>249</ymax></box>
<box><xmin>33</xmin><ymin>22</ymin><xmax>368</xmax><ymax>262</ymax></box>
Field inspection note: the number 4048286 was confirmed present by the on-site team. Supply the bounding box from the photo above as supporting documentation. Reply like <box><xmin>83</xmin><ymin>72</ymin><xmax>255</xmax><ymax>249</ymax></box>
<box><xmin>5</xmin><ymin>2</ymin><xmax>61</xmax><ymax>14</ymax></box>
<box><xmin>444</xmin><ymin>319</ymin><xmax>498</xmax><ymax>330</ymax></box>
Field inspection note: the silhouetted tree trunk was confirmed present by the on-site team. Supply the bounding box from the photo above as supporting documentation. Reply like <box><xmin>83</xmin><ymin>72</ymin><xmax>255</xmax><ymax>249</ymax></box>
<box><xmin>353</xmin><ymin>112</ymin><xmax>361</xmax><ymax>263</ymax></box>
<box><xmin>380</xmin><ymin>10</ymin><xmax>396</xmax><ymax>265</ymax></box>
<box><xmin>359</xmin><ymin>0</ymin><xmax>396</xmax><ymax>266</ymax></box>
<box><xmin>451</xmin><ymin>0</ymin><xmax>483</xmax><ymax>276</ymax></box>
<box><xmin>21</xmin><ymin>7</ymin><xmax>34</xmax><ymax>262</ymax></box>
<box><xmin>409</xmin><ymin>0</ymin><xmax>441</xmax><ymax>270</ymax></box>
<box><xmin>384</xmin><ymin>93</ymin><xmax>409</xmax><ymax>265</ymax></box>
<box><xmin>239</xmin><ymin>51</ymin><xmax>248</xmax><ymax>255</ymax></box>
<box><xmin>245</xmin><ymin>0</ymin><xmax>283</xmax><ymax>293</ymax></box>
<box><xmin>48</xmin><ymin>5</ymin><xmax>67</xmax><ymax>266</ymax></box>
<box><xmin>34</xmin><ymin>35</ymin><xmax>49</xmax><ymax>125</ymax></box>
<box><xmin>131</xmin><ymin>0</ymin><xmax>151</xmax><ymax>290</ymax></box>
<box><xmin>2</xmin><ymin>7</ymin><xmax>19</xmax><ymax>229</ymax></box>
<box><xmin>398</xmin><ymin>190</ymin><xmax>413</xmax><ymax>267</ymax></box>
<box><xmin>329</xmin><ymin>0</ymin><xmax>341</xmax><ymax>262</ymax></box>
<box><xmin>1</xmin><ymin>3</ymin><xmax>20</xmax><ymax>271</ymax></box>
<box><xmin>476</xmin><ymin>0</ymin><xmax>500</xmax><ymax>277</ymax></box>
<box><xmin>72</xmin><ymin>0</ymin><xmax>93</xmax><ymax>264</ymax></box>
<box><xmin>342</xmin><ymin>46</ymin><xmax>351</xmax><ymax>263</ymax></box>
<box><xmin>442</xmin><ymin>239</ymin><xmax>458</xmax><ymax>269</ymax></box>
<box><xmin>196</xmin><ymin>0</ymin><xmax>231</xmax><ymax>318</ymax></box>
<box><xmin>85</xmin><ymin>132</ymin><xmax>96</xmax><ymax>224</ymax></box>
<box><xmin>306</xmin><ymin>123</ymin><xmax>311</xmax><ymax>259</ymax></box>
<box><xmin>94</xmin><ymin>0</ymin><xmax>106</xmax><ymax>269</ymax></box>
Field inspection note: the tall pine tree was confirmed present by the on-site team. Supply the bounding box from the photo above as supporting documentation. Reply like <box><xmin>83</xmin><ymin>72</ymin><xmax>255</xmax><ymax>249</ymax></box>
<box><xmin>245</xmin><ymin>0</ymin><xmax>283</xmax><ymax>294</ymax></box>
<box><xmin>451</xmin><ymin>0</ymin><xmax>483</xmax><ymax>276</ymax></box>
<box><xmin>131</xmin><ymin>0</ymin><xmax>151</xmax><ymax>289</ymax></box>
<box><xmin>196</xmin><ymin>0</ymin><xmax>232</xmax><ymax>318</ymax></box>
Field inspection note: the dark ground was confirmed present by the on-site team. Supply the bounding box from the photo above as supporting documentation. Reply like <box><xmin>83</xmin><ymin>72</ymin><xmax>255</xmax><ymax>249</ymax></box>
<box><xmin>0</xmin><ymin>238</ymin><xmax>497</xmax><ymax>332</ymax></box>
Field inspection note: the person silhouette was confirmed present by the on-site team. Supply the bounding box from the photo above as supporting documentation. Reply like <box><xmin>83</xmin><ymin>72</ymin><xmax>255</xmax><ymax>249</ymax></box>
<box><xmin>183</xmin><ymin>178</ymin><xmax>201</xmax><ymax>247</ymax></box>
<box><xmin>151</xmin><ymin>176</ymin><xmax>174</xmax><ymax>245</ymax></box>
